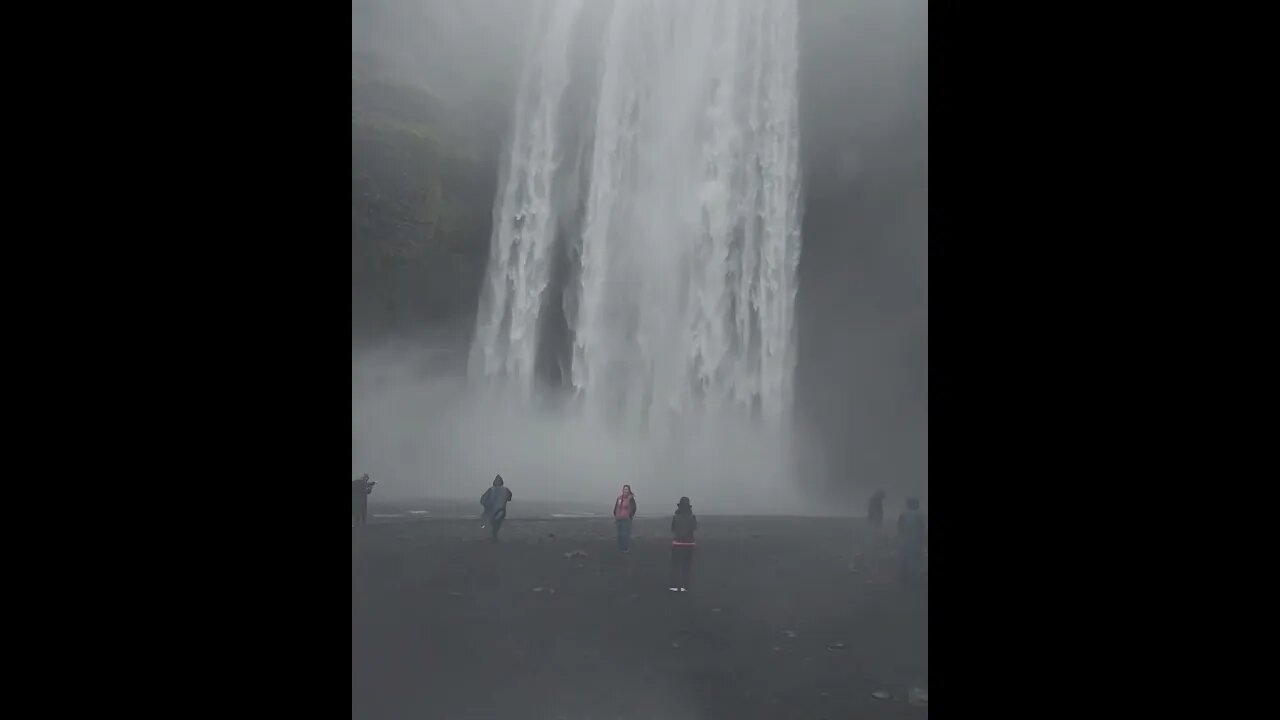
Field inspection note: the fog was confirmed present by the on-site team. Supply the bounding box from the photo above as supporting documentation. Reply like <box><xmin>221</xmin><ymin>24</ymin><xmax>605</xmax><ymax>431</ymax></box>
<box><xmin>352</xmin><ymin>0</ymin><xmax>927</xmax><ymax>513</ymax></box>
<box><xmin>353</xmin><ymin>335</ymin><xmax>828</xmax><ymax>515</ymax></box>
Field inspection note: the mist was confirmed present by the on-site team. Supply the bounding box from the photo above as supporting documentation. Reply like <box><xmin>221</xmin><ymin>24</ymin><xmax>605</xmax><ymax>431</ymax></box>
<box><xmin>354</xmin><ymin>335</ymin><xmax>829</xmax><ymax>515</ymax></box>
<box><xmin>352</xmin><ymin>0</ymin><xmax>927</xmax><ymax>514</ymax></box>
<box><xmin>796</xmin><ymin>0</ymin><xmax>928</xmax><ymax>506</ymax></box>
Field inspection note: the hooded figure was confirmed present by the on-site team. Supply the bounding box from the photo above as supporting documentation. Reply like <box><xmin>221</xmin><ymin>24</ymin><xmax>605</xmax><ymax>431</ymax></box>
<box><xmin>352</xmin><ymin>474</ymin><xmax>374</xmax><ymax>527</ymax></box>
<box><xmin>897</xmin><ymin>497</ymin><xmax>927</xmax><ymax>585</ymax></box>
<box><xmin>613</xmin><ymin>485</ymin><xmax>638</xmax><ymax>553</ymax></box>
<box><xmin>868</xmin><ymin>489</ymin><xmax>886</xmax><ymax>527</ymax></box>
<box><xmin>669</xmin><ymin>497</ymin><xmax>697</xmax><ymax>592</ymax></box>
<box><xmin>480</xmin><ymin>474</ymin><xmax>513</xmax><ymax>541</ymax></box>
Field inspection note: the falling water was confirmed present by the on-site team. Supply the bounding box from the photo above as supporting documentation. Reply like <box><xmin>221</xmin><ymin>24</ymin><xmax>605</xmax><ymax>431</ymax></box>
<box><xmin>468</xmin><ymin>0</ymin><xmax>585</xmax><ymax>394</ymax></box>
<box><xmin>471</xmin><ymin>0</ymin><xmax>801</xmax><ymax>442</ymax></box>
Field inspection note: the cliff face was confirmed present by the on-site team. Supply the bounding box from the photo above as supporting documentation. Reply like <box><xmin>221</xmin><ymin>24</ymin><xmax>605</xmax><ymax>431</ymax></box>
<box><xmin>351</xmin><ymin>0</ymin><xmax>528</xmax><ymax>344</ymax></box>
<box><xmin>350</xmin><ymin>71</ymin><xmax>499</xmax><ymax>342</ymax></box>
<box><xmin>794</xmin><ymin>0</ymin><xmax>928</xmax><ymax>499</ymax></box>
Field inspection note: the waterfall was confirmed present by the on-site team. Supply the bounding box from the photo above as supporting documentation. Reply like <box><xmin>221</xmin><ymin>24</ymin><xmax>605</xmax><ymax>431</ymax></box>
<box><xmin>470</xmin><ymin>0</ymin><xmax>801</xmax><ymax>439</ymax></box>
<box><xmin>468</xmin><ymin>0</ymin><xmax>585</xmax><ymax>394</ymax></box>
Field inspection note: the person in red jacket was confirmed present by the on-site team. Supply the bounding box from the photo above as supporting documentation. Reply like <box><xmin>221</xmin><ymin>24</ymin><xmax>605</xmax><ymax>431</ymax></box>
<box><xmin>612</xmin><ymin>485</ymin><xmax>638</xmax><ymax>553</ymax></box>
<box><xmin>669</xmin><ymin>496</ymin><xmax>697</xmax><ymax>592</ymax></box>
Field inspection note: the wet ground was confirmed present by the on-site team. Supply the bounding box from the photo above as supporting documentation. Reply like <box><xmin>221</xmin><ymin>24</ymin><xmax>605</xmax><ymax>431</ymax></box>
<box><xmin>352</xmin><ymin>515</ymin><xmax>927</xmax><ymax>720</ymax></box>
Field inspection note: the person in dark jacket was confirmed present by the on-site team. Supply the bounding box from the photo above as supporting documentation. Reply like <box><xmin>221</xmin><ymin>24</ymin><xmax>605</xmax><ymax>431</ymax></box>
<box><xmin>897</xmin><ymin>497</ymin><xmax>928</xmax><ymax>585</ymax></box>
<box><xmin>867</xmin><ymin>489</ymin><xmax>886</xmax><ymax>527</ymax></box>
<box><xmin>480</xmin><ymin>474</ymin><xmax>513</xmax><ymax>541</ymax></box>
<box><xmin>352</xmin><ymin>474</ymin><xmax>374</xmax><ymax>527</ymax></box>
<box><xmin>669</xmin><ymin>496</ymin><xmax>697</xmax><ymax>592</ymax></box>
<box><xmin>612</xmin><ymin>484</ymin><xmax>638</xmax><ymax>553</ymax></box>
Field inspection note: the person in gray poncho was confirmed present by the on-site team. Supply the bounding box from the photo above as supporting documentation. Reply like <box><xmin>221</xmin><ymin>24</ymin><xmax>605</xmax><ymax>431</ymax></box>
<box><xmin>480</xmin><ymin>474</ymin><xmax>513</xmax><ymax>541</ymax></box>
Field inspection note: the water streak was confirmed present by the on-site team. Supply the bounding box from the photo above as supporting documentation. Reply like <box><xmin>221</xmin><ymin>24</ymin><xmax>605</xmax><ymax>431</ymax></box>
<box><xmin>471</xmin><ymin>0</ymin><xmax>801</xmax><ymax>437</ymax></box>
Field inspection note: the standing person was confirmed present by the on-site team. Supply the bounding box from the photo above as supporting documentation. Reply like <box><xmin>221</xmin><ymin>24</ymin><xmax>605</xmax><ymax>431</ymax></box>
<box><xmin>480</xmin><ymin>475</ymin><xmax>513</xmax><ymax>541</ymax></box>
<box><xmin>352</xmin><ymin>474</ymin><xmax>374</xmax><ymax>527</ymax></box>
<box><xmin>612</xmin><ymin>485</ymin><xmax>638</xmax><ymax>553</ymax></box>
<box><xmin>669</xmin><ymin>497</ymin><xmax>697</xmax><ymax>592</ymax></box>
<box><xmin>897</xmin><ymin>497</ymin><xmax>928</xmax><ymax>585</ymax></box>
<box><xmin>867</xmin><ymin>489</ymin><xmax>886</xmax><ymax>527</ymax></box>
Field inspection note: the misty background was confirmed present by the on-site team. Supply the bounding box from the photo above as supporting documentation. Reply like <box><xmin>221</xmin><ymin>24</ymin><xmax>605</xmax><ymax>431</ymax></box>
<box><xmin>351</xmin><ymin>0</ymin><xmax>927</xmax><ymax>510</ymax></box>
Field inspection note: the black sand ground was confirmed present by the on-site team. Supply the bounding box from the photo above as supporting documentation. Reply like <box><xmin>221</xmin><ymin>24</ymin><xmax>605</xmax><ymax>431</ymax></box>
<box><xmin>352</xmin><ymin>514</ymin><xmax>928</xmax><ymax>720</ymax></box>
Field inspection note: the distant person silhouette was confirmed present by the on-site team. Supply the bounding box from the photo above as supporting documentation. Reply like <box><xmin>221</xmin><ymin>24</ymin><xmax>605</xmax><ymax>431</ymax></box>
<box><xmin>897</xmin><ymin>497</ymin><xmax>928</xmax><ymax>585</ymax></box>
<box><xmin>352</xmin><ymin>474</ymin><xmax>374</xmax><ymax>527</ymax></box>
<box><xmin>669</xmin><ymin>497</ymin><xmax>697</xmax><ymax>592</ymax></box>
<box><xmin>613</xmin><ymin>484</ymin><xmax>638</xmax><ymax>553</ymax></box>
<box><xmin>867</xmin><ymin>489</ymin><xmax>886</xmax><ymax>527</ymax></box>
<box><xmin>480</xmin><ymin>475</ymin><xmax>513</xmax><ymax>541</ymax></box>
